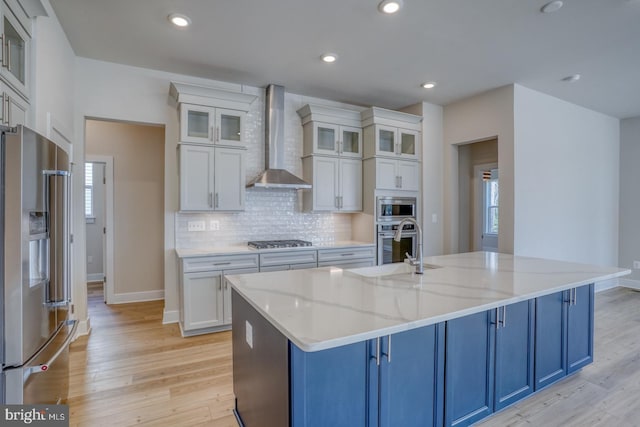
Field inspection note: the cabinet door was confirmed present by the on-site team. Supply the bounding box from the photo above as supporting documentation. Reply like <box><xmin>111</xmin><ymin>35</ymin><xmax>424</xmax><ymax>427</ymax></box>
<box><xmin>1</xmin><ymin>86</ymin><xmax>28</xmax><ymax>127</ymax></box>
<box><xmin>1</xmin><ymin>10</ymin><xmax>29</xmax><ymax>97</ymax></box>
<box><xmin>376</xmin><ymin>158</ymin><xmax>399</xmax><ymax>190</ymax></box>
<box><xmin>375</xmin><ymin>125</ymin><xmax>397</xmax><ymax>156</ymax></box>
<box><xmin>313</xmin><ymin>122</ymin><xmax>339</xmax><ymax>155</ymax></box>
<box><xmin>180</xmin><ymin>104</ymin><xmax>215</xmax><ymax>144</ymax></box>
<box><xmin>182</xmin><ymin>271</ymin><xmax>223</xmax><ymax>330</ymax></box>
<box><xmin>567</xmin><ymin>284</ymin><xmax>594</xmax><ymax>374</ymax></box>
<box><xmin>378</xmin><ymin>325</ymin><xmax>444</xmax><ymax>427</ymax></box>
<box><xmin>397</xmin><ymin>160</ymin><xmax>420</xmax><ymax>191</ymax></box>
<box><xmin>215</xmin><ymin>108</ymin><xmax>245</xmax><ymax>145</ymax></box>
<box><xmin>312</xmin><ymin>156</ymin><xmax>339</xmax><ymax>211</ymax></box>
<box><xmin>340</xmin><ymin>126</ymin><xmax>362</xmax><ymax>158</ymax></box>
<box><xmin>339</xmin><ymin>158</ymin><xmax>362</xmax><ymax>211</ymax></box>
<box><xmin>179</xmin><ymin>144</ymin><xmax>214</xmax><ymax>211</ymax></box>
<box><xmin>222</xmin><ymin>267</ymin><xmax>258</xmax><ymax>325</ymax></box>
<box><xmin>398</xmin><ymin>129</ymin><xmax>419</xmax><ymax>159</ymax></box>
<box><xmin>214</xmin><ymin>146</ymin><xmax>245</xmax><ymax>211</ymax></box>
<box><xmin>534</xmin><ymin>291</ymin><xmax>567</xmax><ymax>390</ymax></box>
<box><xmin>445</xmin><ymin>310</ymin><xmax>494</xmax><ymax>427</ymax></box>
<box><xmin>290</xmin><ymin>341</ymin><xmax>368</xmax><ymax>427</ymax></box>
<box><xmin>494</xmin><ymin>300</ymin><xmax>535</xmax><ymax>411</ymax></box>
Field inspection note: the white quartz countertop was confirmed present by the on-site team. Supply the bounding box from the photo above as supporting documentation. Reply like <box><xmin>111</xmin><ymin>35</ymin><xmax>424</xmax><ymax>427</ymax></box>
<box><xmin>175</xmin><ymin>241</ymin><xmax>375</xmax><ymax>258</ymax></box>
<box><xmin>226</xmin><ymin>252</ymin><xmax>631</xmax><ymax>352</ymax></box>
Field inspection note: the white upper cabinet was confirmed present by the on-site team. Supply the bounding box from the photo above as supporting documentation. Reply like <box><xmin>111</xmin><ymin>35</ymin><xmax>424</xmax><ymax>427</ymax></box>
<box><xmin>0</xmin><ymin>0</ymin><xmax>31</xmax><ymax>103</ymax></box>
<box><xmin>298</xmin><ymin>104</ymin><xmax>363</xmax><ymax>158</ymax></box>
<box><xmin>179</xmin><ymin>104</ymin><xmax>246</xmax><ymax>146</ymax></box>
<box><xmin>0</xmin><ymin>79</ymin><xmax>27</xmax><ymax>126</ymax></box>
<box><xmin>361</xmin><ymin>107</ymin><xmax>422</xmax><ymax>160</ymax></box>
<box><xmin>302</xmin><ymin>156</ymin><xmax>362</xmax><ymax>212</ymax></box>
<box><xmin>170</xmin><ymin>82</ymin><xmax>256</xmax><ymax>146</ymax></box>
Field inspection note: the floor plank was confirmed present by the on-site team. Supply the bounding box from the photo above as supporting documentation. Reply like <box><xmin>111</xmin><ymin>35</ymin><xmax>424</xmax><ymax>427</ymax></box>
<box><xmin>69</xmin><ymin>285</ymin><xmax>640</xmax><ymax>426</ymax></box>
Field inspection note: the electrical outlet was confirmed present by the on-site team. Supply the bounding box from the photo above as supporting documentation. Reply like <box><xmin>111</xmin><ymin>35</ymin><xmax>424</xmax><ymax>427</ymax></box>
<box><xmin>187</xmin><ymin>220</ymin><xmax>206</xmax><ymax>232</ymax></box>
<box><xmin>210</xmin><ymin>220</ymin><xmax>220</xmax><ymax>231</ymax></box>
<box><xmin>245</xmin><ymin>321</ymin><xmax>253</xmax><ymax>348</ymax></box>
<box><xmin>634</xmin><ymin>261</ymin><xmax>640</xmax><ymax>269</ymax></box>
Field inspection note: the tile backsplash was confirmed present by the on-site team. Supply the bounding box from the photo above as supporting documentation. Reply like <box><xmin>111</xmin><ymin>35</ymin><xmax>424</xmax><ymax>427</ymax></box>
<box><xmin>176</xmin><ymin>89</ymin><xmax>363</xmax><ymax>249</ymax></box>
<box><xmin>176</xmin><ymin>189</ymin><xmax>353</xmax><ymax>248</ymax></box>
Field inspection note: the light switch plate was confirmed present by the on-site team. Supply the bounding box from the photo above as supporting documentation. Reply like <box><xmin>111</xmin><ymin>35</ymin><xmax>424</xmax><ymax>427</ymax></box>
<box><xmin>210</xmin><ymin>220</ymin><xmax>220</xmax><ymax>231</ymax></box>
<box><xmin>634</xmin><ymin>260</ymin><xmax>640</xmax><ymax>269</ymax></box>
<box><xmin>245</xmin><ymin>321</ymin><xmax>253</xmax><ymax>348</ymax></box>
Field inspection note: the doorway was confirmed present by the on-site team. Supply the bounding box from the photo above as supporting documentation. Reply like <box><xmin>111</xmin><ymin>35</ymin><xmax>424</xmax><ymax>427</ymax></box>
<box><xmin>84</xmin><ymin>156</ymin><xmax>114</xmax><ymax>303</ymax></box>
<box><xmin>457</xmin><ymin>138</ymin><xmax>498</xmax><ymax>253</ymax></box>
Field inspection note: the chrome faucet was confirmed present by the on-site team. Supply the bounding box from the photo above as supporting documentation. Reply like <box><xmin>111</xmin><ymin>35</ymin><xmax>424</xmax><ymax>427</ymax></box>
<box><xmin>393</xmin><ymin>217</ymin><xmax>424</xmax><ymax>274</ymax></box>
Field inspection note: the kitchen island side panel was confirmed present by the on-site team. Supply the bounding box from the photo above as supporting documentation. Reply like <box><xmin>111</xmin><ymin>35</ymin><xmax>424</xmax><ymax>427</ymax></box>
<box><xmin>232</xmin><ymin>290</ymin><xmax>289</xmax><ymax>427</ymax></box>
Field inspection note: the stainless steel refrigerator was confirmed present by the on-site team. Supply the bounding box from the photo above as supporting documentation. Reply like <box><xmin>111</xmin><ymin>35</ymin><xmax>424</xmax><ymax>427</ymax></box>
<box><xmin>1</xmin><ymin>125</ymin><xmax>78</xmax><ymax>404</ymax></box>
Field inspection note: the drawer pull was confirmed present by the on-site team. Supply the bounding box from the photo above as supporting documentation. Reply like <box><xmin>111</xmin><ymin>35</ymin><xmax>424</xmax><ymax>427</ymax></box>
<box><xmin>213</xmin><ymin>262</ymin><xmax>231</xmax><ymax>266</ymax></box>
<box><xmin>341</xmin><ymin>253</ymin><xmax>355</xmax><ymax>257</ymax></box>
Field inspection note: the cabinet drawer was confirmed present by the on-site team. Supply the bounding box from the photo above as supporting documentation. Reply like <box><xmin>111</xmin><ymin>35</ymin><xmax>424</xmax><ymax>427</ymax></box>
<box><xmin>182</xmin><ymin>254</ymin><xmax>259</xmax><ymax>273</ymax></box>
<box><xmin>318</xmin><ymin>259</ymin><xmax>375</xmax><ymax>269</ymax></box>
<box><xmin>317</xmin><ymin>246</ymin><xmax>376</xmax><ymax>263</ymax></box>
<box><xmin>259</xmin><ymin>250</ymin><xmax>318</xmax><ymax>268</ymax></box>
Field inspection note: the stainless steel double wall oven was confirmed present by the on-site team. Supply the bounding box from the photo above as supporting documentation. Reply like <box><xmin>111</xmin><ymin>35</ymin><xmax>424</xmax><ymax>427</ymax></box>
<box><xmin>376</xmin><ymin>196</ymin><xmax>417</xmax><ymax>265</ymax></box>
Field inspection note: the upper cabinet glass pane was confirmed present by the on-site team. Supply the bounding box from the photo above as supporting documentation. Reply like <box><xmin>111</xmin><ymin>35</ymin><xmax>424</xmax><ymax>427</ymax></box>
<box><xmin>220</xmin><ymin>113</ymin><xmax>241</xmax><ymax>141</ymax></box>
<box><xmin>400</xmin><ymin>132</ymin><xmax>416</xmax><ymax>156</ymax></box>
<box><xmin>378</xmin><ymin>129</ymin><xmax>395</xmax><ymax>153</ymax></box>
<box><xmin>342</xmin><ymin>129</ymin><xmax>360</xmax><ymax>154</ymax></box>
<box><xmin>317</xmin><ymin>126</ymin><xmax>336</xmax><ymax>151</ymax></box>
<box><xmin>4</xmin><ymin>17</ymin><xmax>25</xmax><ymax>84</ymax></box>
<box><xmin>187</xmin><ymin>110</ymin><xmax>210</xmax><ymax>138</ymax></box>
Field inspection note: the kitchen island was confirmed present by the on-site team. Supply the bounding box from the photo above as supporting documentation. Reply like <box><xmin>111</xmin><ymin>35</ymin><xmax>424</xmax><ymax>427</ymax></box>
<box><xmin>226</xmin><ymin>252</ymin><xmax>630</xmax><ymax>427</ymax></box>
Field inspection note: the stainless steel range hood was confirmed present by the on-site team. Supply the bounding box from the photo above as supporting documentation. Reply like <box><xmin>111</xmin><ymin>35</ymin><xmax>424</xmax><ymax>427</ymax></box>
<box><xmin>246</xmin><ymin>84</ymin><xmax>312</xmax><ymax>189</ymax></box>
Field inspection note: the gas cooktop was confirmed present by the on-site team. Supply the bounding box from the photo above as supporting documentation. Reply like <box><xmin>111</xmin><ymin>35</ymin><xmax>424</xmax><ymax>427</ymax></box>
<box><xmin>247</xmin><ymin>239</ymin><xmax>313</xmax><ymax>250</ymax></box>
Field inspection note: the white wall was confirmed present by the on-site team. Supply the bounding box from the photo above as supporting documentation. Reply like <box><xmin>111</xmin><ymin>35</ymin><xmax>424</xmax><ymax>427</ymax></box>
<box><xmin>85</xmin><ymin>162</ymin><xmax>105</xmax><ymax>280</ymax></box>
<box><xmin>619</xmin><ymin>116</ymin><xmax>640</xmax><ymax>281</ymax></box>
<box><xmin>443</xmin><ymin>85</ymin><xmax>515</xmax><ymax>254</ymax></box>
<box><xmin>513</xmin><ymin>85</ymin><xmax>620</xmax><ymax>265</ymax></box>
<box><xmin>402</xmin><ymin>102</ymin><xmax>444</xmax><ymax>256</ymax></box>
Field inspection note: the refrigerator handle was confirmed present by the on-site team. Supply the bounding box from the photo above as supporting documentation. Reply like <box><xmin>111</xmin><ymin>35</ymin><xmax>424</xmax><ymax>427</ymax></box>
<box><xmin>43</xmin><ymin>170</ymin><xmax>72</xmax><ymax>305</ymax></box>
<box><xmin>22</xmin><ymin>319</ymin><xmax>78</xmax><ymax>382</ymax></box>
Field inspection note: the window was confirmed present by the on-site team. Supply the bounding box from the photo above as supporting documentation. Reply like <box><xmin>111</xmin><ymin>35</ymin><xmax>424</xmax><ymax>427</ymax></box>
<box><xmin>85</xmin><ymin>163</ymin><xmax>94</xmax><ymax>218</ymax></box>
<box><xmin>483</xmin><ymin>170</ymin><xmax>499</xmax><ymax>235</ymax></box>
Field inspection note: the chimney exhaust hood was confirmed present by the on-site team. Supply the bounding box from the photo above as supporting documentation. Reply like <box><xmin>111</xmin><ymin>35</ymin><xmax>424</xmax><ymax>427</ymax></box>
<box><xmin>246</xmin><ymin>84</ymin><xmax>312</xmax><ymax>189</ymax></box>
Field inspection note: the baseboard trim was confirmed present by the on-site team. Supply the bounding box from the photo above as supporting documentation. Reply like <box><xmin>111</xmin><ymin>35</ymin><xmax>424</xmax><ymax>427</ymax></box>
<box><xmin>87</xmin><ymin>273</ymin><xmax>104</xmax><ymax>282</ymax></box>
<box><xmin>163</xmin><ymin>309</ymin><xmax>180</xmax><ymax>324</ymax></box>
<box><xmin>73</xmin><ymin>318</ymin><xmax>92</xmax><ymax>339</ymax></box>
<box><xmin>620</xmin><ymin>278</ymin><xmax>640</xmax><ymax>290</ymax></box>
<box><xmin>110</xmin><ymin>290</ymin><xmax>165</xmax><ymax>304</ymax></box>
<box><xmin>595</xmin><ymin>278</ymin><xmax>619</xmax><ymax>293</ymax></box>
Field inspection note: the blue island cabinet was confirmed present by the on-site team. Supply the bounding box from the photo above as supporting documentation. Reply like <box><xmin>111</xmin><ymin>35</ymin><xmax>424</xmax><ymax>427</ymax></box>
<box><xmin>290</xmin><ymin>324</ymin><xmax>445</xmax><ymax>427</ymax></box>
<box><xmin>444</xmin><ymin>300</ymin><xmax>535</xmax><ymax>427</ymax></box>
<box><xmin>535</xmin><ymin>283</ymin><xmax>594</xmax><ymax>390</ymax></box>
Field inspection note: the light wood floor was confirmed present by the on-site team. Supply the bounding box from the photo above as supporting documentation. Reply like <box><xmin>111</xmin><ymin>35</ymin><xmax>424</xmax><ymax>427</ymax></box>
<box><xmin>69</xmin><ymin>285</ymin><xmax>640</xmax><ymax>427</ymax></box>
<box><xmin>68</xmin><ymin>283</ymin><xmax>238</xmax><ymax>426</ymax></box>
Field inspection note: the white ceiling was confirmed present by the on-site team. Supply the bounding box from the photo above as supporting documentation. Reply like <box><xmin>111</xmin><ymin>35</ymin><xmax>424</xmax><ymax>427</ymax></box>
<box><xmin>50</xmin><ymin>0</ymin><xmax>640</xmax><ymax>118</ymax></box>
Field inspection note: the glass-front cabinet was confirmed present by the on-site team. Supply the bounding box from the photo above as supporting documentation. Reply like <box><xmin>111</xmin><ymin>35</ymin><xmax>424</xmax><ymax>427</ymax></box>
<box><xmin>1</xmin><ymin>0</ymin><xmax>31</xmax><ymax>100</ymax></box>
<box><xmin>180</xmin><ymin>104</ymin><xmax>246</xmax><ymax>146</ymax></box>
<box><xmin>309</xmin><ymin>122</ymin><xmax>362</xmax><ymax>157</ymax></box>
<box><xmin>372</xmin><ymin>125</ymin><xmax>419</xmax><ymax>160</ymax></box>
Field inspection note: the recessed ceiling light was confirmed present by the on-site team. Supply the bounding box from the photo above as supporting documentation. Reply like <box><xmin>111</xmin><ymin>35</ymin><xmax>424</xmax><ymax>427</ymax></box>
<box><xmin>541</xmin><ymin>1</ymin><xmax>563</xmax><ymax>13</ymax></box>
<box><xmin>378</xmin><ymin>0</ymin><xmax>403</xmax><ymax>14</ymax></box>
<box><xmin>422</xmin><ymin>82</ymin><xmax>437</xmax><ymax>89</ymax></box>
<box><xmin>168</xmin><ymin>13</ymin><xmax>191</xmax><ymax>27</ymax></box>
<box><xmin>321</xmin><ymin>53</ymin><xmax>339</xmax><ymax>63</ymax></box>
<box><xmin>562</xmin><ymin>73</ymin><xmax>581</xmax><ymax>82</ymax></box>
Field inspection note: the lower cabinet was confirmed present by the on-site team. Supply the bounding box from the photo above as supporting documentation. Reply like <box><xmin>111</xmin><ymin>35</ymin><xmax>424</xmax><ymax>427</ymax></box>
<box><xmin>317</xmin><ymin>246</ymin><xmax>376</xmax><ymax>269</ymax></box>
<box><xmin>290</xmin><ymin>324</ymin><xmax>444</xmax><ymax>427</ymax></box>
<box><xmin>535</xmin><ymin>283</ymin><xmax>594</xmax><ymax>390</ymax></box>
<box><xmin>444</xmin><ymin>300</ymin><xmax>535</xmax><ymax>427</ymax></box>
<box><xmin>179</xmin><ymin>254</ymin><xmax>259</xmax><ymax>336</ymax></box>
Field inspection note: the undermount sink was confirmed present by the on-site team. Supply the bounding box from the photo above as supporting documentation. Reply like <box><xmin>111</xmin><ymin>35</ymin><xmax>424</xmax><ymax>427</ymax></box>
<box><xmin>347</xmin><ymin>262</ymin><xmax>442</xmax><ymax>278</ymax></box>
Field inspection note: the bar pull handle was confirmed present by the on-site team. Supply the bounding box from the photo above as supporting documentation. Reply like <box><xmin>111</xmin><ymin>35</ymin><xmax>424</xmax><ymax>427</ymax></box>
<box><xmin>502</xmin><ymin>305</ymin><xmax>507</xmax><ymax>328</ymax></box>
<box><xmin>6</xmin><ymin>38</ymin><xmax>11</xmax><ymax>72</ymax></box>
<box><xmin>0</xmin><ymin>34</ymin><xmax>4</xmax><ymax>68</ymax></box>
<box><xmin>208</xmin><ymin>192</ymin><xmax>213</xmax><ymax>208</ymax></box>
<box><xmin>387</xmin><ymin>335</ymin><xmax>392</xmax><ymax>363</ymax></box>
<box><xmin>23</xmin><ymin>320</ymin><xmax>78</xmax><ymax>381</ymax></box>
<box><xmin>574</xmin><ymin>288</ymin><xmax>578</xmax><ymax>306</ymax></box>
<box><xmin>214</xmin><ymin>193</ymin><xmax>219</xmax><ymax>208</ymax></box>
<box><xmin>495</xmin><ymin>307</ymin><xmax>501</xmax><ymax>330</ymax></box>
<box><xmin>209</xmin><ymin>126</ymin><xmax>213</xmax><ymax>141</ymax></box>
<box><xmin>376</xmin><ymin>337</ymin><xmax>380</xmax><ymax>366</ymax></box>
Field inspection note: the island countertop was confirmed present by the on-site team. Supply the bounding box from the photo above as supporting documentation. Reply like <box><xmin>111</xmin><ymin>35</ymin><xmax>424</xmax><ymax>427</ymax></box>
<box><xmin>225</xmin><ymin>251</ymin><xmax>630</xmax><ymax>352</ymax></box>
